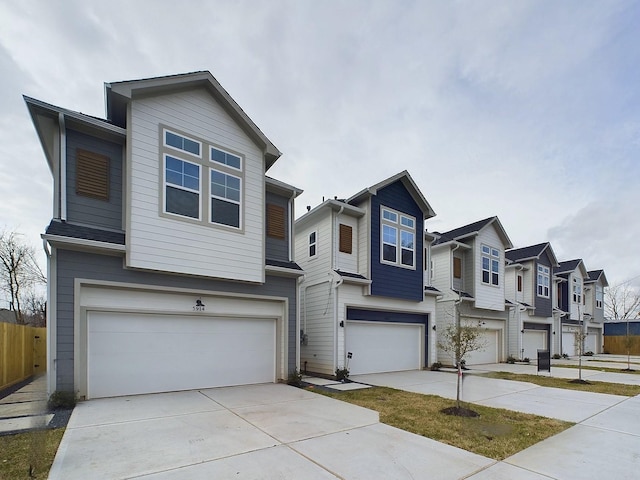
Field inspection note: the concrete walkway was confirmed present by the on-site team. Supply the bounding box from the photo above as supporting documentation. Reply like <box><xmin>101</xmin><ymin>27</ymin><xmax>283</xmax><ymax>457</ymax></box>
<box><xmin>0</xmin><ymin>375</ymin><xmax>52</xmax><ymax>435</ymax></box>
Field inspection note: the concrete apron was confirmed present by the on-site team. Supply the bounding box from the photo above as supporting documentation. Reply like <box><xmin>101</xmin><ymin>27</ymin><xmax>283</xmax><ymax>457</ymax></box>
<box><xmin>48</xmin><ymin>383</ymin><xmax>498</xmax><ymax>480</ymax></box>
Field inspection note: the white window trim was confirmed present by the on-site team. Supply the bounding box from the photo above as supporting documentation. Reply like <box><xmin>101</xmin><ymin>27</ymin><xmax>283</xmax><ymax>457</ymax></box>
<box><xmin>572</xmin><ymin>276</ymin><xmax>582</xmax><ymax>304</ymax></box>
<box><xmin>481</xmin><ymin>244</ymin><xmax>500</xmax><ymax>286</ymax></box>
<box><xmin>537</xmin><ymin>265</ymin><xmax>550</xmax><ymax>298</ymax></box>
<box><xmin>309</xmin><ymin>230</ymin><xmax>318</xmax><ymax>258</ymax></box>
<box><xmin>209</xmin><ymin>168</ymin><xmax>242</xmax><ymax>229</ymax></box>
<box><xmin>595</xmin><ymin>285</ymin><xmax>603</xmax><ymax>309</ymax></box>
<box><xmin>210</xmin><ymin>145</ymin><xmax>243</xmax><ymax>171</ymax></box>
<box><xmin>163</xmin><ymin>154</ymin><xmax>202</xmax><ymax>221</ymax></box>
<box><xmin>380</xmin><ymin>207</ymin><xmax>416</xmax><ymax>270</ymax></box>
<box><xmin>163</xmin><ymin>128</ymin><xmax>202</xmax><ymax>159</ymax></box>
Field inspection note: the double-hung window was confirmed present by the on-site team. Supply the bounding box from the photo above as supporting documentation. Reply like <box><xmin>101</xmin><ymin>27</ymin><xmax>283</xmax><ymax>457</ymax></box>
<box><xmin>309</xmin><ymin>231</ymin><xmax>317</xmax><ymax>257</ymax></box>
<box><xmin>537</xmin><ymin>265</ymin><xmax>550</xmax><ymax>297</ymax></box>
<box><xmin>380</xmin><ymin>207</ymin><xmax>415</xmax><ymax>268</ymax></box>
<box><xmin>572</xmin><ymin>277</ymin><xmax>582</xmax><ymax>303</ymax></box>
<box><xmin>481</xmin><ymin>245</ymin><xmax>500</xmax><ymax>286</ymax></box>
<box><xmin>595</xmin><ymin>285</ymin><xmax>603</xmax><ymax>309</ymax></box>
<box><xmin>161</xmin><ymin>127</ymin><xmax>244</xmax><ymax>229</ymax></box>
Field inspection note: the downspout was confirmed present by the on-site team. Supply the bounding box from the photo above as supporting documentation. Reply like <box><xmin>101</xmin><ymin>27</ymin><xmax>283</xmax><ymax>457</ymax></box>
<box><xmin>333</xmin><ymin>273</ymin><xmax>344</xmax><ymax>371</ymax></box>
<box><xmin>296</xmin><ymin>273</ymin><xmax>305</xmax><ymax>372</ymax></box>
<box><xmin>288</xmin><ymin>191</ymin><xmax>296</xmax><ymax>262</ymax></box>
<box><xmin>42</xmin><ymin>238</ymin><xmax>55</xmax><ymax>395</ymax></box>
<box><xmin>58</xmin><ymin>113</ymin><xmax>67</xmax><ymax>221</ymax></box>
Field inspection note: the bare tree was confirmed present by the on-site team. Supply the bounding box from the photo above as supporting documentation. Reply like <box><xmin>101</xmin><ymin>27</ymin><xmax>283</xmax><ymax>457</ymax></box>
<box><xmin>437</xmin><ymin>316</ymin><xmax>487</xmax><ymax>411</ymax></box>
<box><xmin>22</xmin><ymin>290</ymin><xmax>47</xmax><ymax>327</ymax></box>
<box><xmin>0</xmin><ymin>229</ymin><xmax>46</xmax><ymax>324</ymax></box>
<box><xmin>605</xmin><ymin>281</ymin><xmax>640</xmax><ymax>371</ymax></box>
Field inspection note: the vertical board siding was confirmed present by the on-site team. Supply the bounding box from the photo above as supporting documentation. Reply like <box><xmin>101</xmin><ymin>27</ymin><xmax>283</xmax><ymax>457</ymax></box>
<box><xmin>66</xmin><ymin>129</ymin><xmax>123</xmax><ymax>230</ymax></box>
<box><xmin>127</xmin><ymin>89</ymin><xmax>265</xmax><ymax>282</ymax></box>
<box><xmin>265</xmin><ymin>191</ymin><xmax>289</xmax><ymax>262</ymax></box>
<box><xmin>300</xmin><ymin>282</ymin><xmax>335</xmax><ymax>375</ymax></box>
<box><xmin>54</xmin><ymin>249</ymin><xmax>297</xmax><ymax>392</ymax></box>
<box><xmin>0</xmin><ymin>324</ymin><xmax>46</xmax><ymax>391</ymax></box>
<box><xmin>370</xmin><ymin>181</ymin><xmax>423</xmax><ymax>301</ymax></box>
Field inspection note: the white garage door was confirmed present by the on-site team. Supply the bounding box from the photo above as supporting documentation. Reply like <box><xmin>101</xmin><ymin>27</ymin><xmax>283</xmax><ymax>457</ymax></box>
<box><xmin>464</xmin><ymin>330</ymin><xmax>499</xmax><ymax>365</ymax></box>
<box><xmin>562</xmin><ymin>331</ymin><xmax>576</xmax><ymax>356</ymax></box>
<box><xmin>345</xmin><ymin>321</ymin><xmax>422</xmax><ymax>375</ymax></box>
<box><xmin>523</xmin><ymin>330</ymin><xmax>547</xmax><ymax>360</ymax></box>
<box><xmin>586</xmin><ymin>328</ymin><xmax>599</xmax><ymax>354</ymax></box>
<box><xmin>87</xmin><ymin>312</ymin><xmax>276</xmax><ymax>399</ymax></box>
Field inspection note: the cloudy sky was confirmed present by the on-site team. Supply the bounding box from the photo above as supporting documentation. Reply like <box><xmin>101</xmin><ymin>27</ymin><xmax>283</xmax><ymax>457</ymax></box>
<box><xmin>1</xmin><ymin>0</ymin><xmax>638</xmax><ymax>298</ymax></box>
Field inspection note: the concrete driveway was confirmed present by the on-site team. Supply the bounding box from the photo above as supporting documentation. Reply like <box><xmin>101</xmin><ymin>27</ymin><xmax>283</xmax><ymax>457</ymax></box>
<box><xmin>49</xmin><ymin>383</ymin><xmax>497</xmax><ymax>479</ymax></box>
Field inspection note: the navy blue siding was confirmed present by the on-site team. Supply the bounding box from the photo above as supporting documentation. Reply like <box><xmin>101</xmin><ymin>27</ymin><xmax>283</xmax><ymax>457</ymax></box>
<box><xmin>54</xmin><ymin>249</ymin><xmax>297</xmax><ymax>392</ymax></box>
<box><xmin>534</xmin><ymin>251</ymin><xmax>553</xmax><ymax>317</ymax></box>
<box><xmin>66</xmin><ymin>129</ymin><xmax>123</xmax><ymax>231</ymax></box>
<box><xmin>346</xmin><ymin>307</ymin><xmax>428</xmax><ymax>366</ymax></box>
<box><xmin>605</xmin><ymin>322</ymin><xmax>640</xmax><ymax>336</ymax></box>
<box><xmin>265</xmin><ymin>191</ymin><xmax>289</xmax><ymax>263</ymax></box>
<box><xmin>369</xmin><ymin>181</ymin><xmax>423</xmax><ymax>301</ymax></box>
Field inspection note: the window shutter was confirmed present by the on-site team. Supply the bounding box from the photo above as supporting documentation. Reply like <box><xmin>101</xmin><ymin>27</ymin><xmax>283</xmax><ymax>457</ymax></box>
<box><xmin>266</xmin><ymin>204</ymin><xmax>286</xmax><ymax>239</ymax></box>
<box><xmin>76</xmin><ymin>149</ymin><xmax>110</xmax><ymax>201</ymax></box>
<box><xmin>339</xmin><ymin>224</ymin><xmax>352</xmax><ymax>254</ymax></box>
<box><xmin>453</xmin><ymin>257</ymin><xmax>462</xmax><ymax>279</ymax></box>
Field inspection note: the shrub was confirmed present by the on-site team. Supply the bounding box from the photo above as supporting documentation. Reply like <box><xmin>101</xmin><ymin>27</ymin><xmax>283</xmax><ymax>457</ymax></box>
<box><xmin>335</xmin><ymin>367</ymin><xmax>350</xmax><ymax>382</ymax></box>
<box><xmin>523</xmin><ymin>357</ymin><xmax>530</xmax><ymax>363</ymax></box>
<box><xmin>562</xmin><ymin>353</ymin><xmax>569</xmax><ymax>359</ymax></box>
<box><xmin>507</xmin><ymin>355</ymin><xmax>516</xmax><ymax>364</ymax></box>
<box><xmin>48</xmin><ymin>390</ymin><xmax>77</xmax><ymax>410</ymax></box>
<box><xmin>584</xmin><ymin>351</ymin><xmax>594</xmax><ymax>356</ymax></box>
<box><xmin>287</xmin><ymin>368</ymin><xmax>303</xmax><ymax>386</ymax></box>
<box><xmin>430</xmin><ymin>361</ymin><xmax>442</xmax><ymax>371</ymax></box>
<box><xmin>552</xmin><ymin>353</ymin><xmax>562</xmax><ymax>359</ymax></box>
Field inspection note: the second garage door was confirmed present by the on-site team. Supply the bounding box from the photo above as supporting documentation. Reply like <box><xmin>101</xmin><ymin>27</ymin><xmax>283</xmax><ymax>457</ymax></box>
<box><xmin>87</xmin><ymin>311</ymin><xmax>276</xmax><ymax>399</ymax></box>
<box><xmin>345</xmin><ymin>321</ymin><xmax>422</xmax><ymax>375</ymax></box>
<box><xmin>523</xmin><ymin>330</ymin><xmax>547</xmax><ymax>360</ymax></box>
<box><xmin>464</xmin><ymin>330</ymin><xmax>499</xmax><ymax>365</ymax></box>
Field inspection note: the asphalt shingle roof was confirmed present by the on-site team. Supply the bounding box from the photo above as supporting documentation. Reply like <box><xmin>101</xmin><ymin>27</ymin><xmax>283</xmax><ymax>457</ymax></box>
<box><xmin>554</xmin><ymin>259</ymin><xmax>582</xmax><ymax>275</ymax></box>
<box><xmin>433</xmin><ymin>217</ymin><xmax>496</xmax><ymax>245</ymax></box>
<box><xmin>505</xmin><ymin>243</ymin><xmax>549</xmax><ymax>263</ymax></box>
<box><xmin>46</xmin><ymin>220</ymin><xmax>125</xmax><ymax>244</ymax></box>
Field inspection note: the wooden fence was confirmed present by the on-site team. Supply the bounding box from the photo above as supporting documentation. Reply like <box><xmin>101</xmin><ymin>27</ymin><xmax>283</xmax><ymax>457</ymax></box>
<box><xmin>603</xmin><ymin>336</ymin><xmax>640</xmax><ymax>356</ymax></box>
<box><xmin>0</xmin><ymin>323</ymin><xmax>46</xmax><ymax>391</ymax></box>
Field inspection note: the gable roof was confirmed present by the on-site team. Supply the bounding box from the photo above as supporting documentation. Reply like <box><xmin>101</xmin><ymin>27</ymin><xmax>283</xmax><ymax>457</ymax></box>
<box><xmin>347</xmin><ymin>170</ymin><xmax>436</xmax><ymax>219</ymax></box>
<box><xmin>433</xmin><ymin>216</ymin><xmax>513</xmax><ymax>249</ymax></box>
<box><xmin>105</xmin><ymin>71</ymin><xmax>282</xmax><ymax>169</ymax></box>
<box><xmin>554</xmin><ymin>259</ymin><xmax>589</xmax><ymax>279</ymax></box>
<box><xmin>586</xmin><ymin>269</ymin><xmax>609</xmax><ymax>287</ymax></box>
<box><xmin>506</xmin><ymin>242</ymin><xmax>559</xmax><ymax>267</ymax></box>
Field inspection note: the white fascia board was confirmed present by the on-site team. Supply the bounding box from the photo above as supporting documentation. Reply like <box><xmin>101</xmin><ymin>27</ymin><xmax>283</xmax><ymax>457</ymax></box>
<box><xmin>265</xmin><ymin>265</ymin><xmax>305</xmax><ymax>277</ymax></box>
<box><xmin>42</xmin><ymin>234</ymin><xmax>126</xmax><ymax>253</ymax></box>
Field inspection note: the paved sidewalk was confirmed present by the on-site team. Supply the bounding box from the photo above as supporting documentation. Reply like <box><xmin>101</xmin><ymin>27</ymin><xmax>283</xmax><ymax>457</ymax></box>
<box><xmin>0</xmin><ymin>375</ymin><xmax>52</xmax><ymax>435</ymax></box>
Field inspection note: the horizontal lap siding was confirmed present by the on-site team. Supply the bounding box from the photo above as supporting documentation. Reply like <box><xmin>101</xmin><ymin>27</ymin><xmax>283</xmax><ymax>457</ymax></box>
<box><xmin>370</xmin><ymin>182</ymin><xmax>423</xmax><ymax>301</ymax></box>
<box><xmin>474</xmin><ymin>227</ymin><xmax>506</xmax><ymax>311</ymax></box>
<box><xmin>127</xmin><ymin>89</ymin><xmax>264</xmax><ymax>282</ymax></box>
<box><xmin>66</xmin><ymin>129</ymin><xmax>123</xmax><ymax>230</ymax></box>
<box><xmin>54</xmin><ymin>249</ymin><xmax>297</xmax><ymax>392</ymax></box>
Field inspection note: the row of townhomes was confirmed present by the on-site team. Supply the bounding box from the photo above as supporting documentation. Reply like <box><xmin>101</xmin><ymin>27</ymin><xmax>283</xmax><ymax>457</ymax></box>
<box><xmin>25</xmin><ymin>71</ymin><xmax>608</xmax><ymax>399</ymax></box>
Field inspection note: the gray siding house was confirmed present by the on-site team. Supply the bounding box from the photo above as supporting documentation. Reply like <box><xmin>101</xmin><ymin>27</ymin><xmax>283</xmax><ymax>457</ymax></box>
<box><xmin>25</xmin><ymin>72</ymin><xmax>303</xmax><ymax>399</ymax></box>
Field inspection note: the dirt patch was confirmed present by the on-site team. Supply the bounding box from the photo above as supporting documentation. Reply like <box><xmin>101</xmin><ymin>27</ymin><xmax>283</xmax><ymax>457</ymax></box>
<box><xmin>441</xmin><ymin>406</ymin><xmax>480</xmax><ymax>417</ymax></box>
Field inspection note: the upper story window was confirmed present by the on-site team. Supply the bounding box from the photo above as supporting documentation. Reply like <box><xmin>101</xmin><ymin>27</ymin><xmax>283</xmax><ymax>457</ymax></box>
<box><xmin>380</xmin><ymin>207</ymin><xmax>415</xmax><ymax>269</ymax></box>
<box><xmin>453</xmin><ymin>257</ymin><xmax>462</xmax><ymax>279</ymax></box>
<box><xmin>309</xmin><ymin>231</ymin><xmax>317</xmax><ymax>257</ymax></box>
<box><xmin>164</xmin><ymin>155</ymin><xmax>201</xmax><ymax>219</ymax></box>
<box><xmin>210</xmin><ymin>170</ymin><xmax>241</xmax><ymax>228</ymax></box>
<box><xmin>537</xmin><ymin>265</ymin><xmax>550</xmax><ymax>297</ymax></box>
<box><xmin>481</xmin><ymin>245</ymin><xmax>500</xmax><ymax>286</ymax></box>
<box><xmin>165</xmin><ymin>130</ymin><xmax>201</xmax><ymax>157</ymax></box>
<box><xmin>596</xmin><ymin>285</ymin><xmax>603</xmax><ymax>309</ymax></box>
<box><xmin>517</xmin><ymin>274</ymin><xmax>523</xmax><ymax>292</ymax></box>
<box><xmin>160</xmin><ymin>126</ymin><xmax>245</xmax><ymax>229</ymax></box>
<box><xmin>572</xmin><ymin>276</ymin><xmax>582</xmax><ymax>303</ymax></box>
<box><xmin>211</xmin><ymin>146</ymin><xmax>241</xmax><ymax>170</ymax></box>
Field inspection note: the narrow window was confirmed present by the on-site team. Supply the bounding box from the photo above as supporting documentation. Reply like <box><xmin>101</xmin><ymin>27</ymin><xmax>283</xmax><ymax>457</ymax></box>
<box><xmin>76</xmin><ymin>149</ymin><xmax>110</xmax><ymax>201</ymax></box>
<box><xmin>400</xmin><ymin>230</ymin><xmax>415</xmax><ymax>266</ymax></box>
<box><xmin>164</xmin><ymin>155</ymin><xmax>200</xmax><ymax>219</ymax></box>
<box><xmin>210</xmin><ymin>169</ymin><xmax>241</xmax><ymax>227</ymax></box>
<box><xmin>339</xmin><ymin>224</ymin><xmax>352</xmax><ymax>254</ymax></box>
<box><xmin>482</xmin><ymin>245</ymin><xmax>500</xmax><ymax>286</ymax></box>
<box><xmin>517</xmin><ymin>274</ymin><xmax>523</xmax><ymax>292</ymax></box>
<box><xmin>266</xmin><ymin>204</ymin><xmax>286</xmax><ymax>239</ymax></box>
<box><xmin>572</xmin><ymin>277</ymin><xmax>582</xmax><ymax>303</ymax></box>
<box><xmin>382</xmin><ymin>224</ymin><xmax>397</xmax><ymax>262</ymax></box>
<box><xmin>596</xmin><ymin>285</ymin><xmax>603</xmax><ymax>309</ymax></box>
<box><xmin>453</xmin><ymin>257</ymin><xmax>462</xmax><ymax>279</ymax></box>
<box><xmin>309</xmin><ymin>231</ymin><xmax>317</xmax><ymax>257</ymax></box>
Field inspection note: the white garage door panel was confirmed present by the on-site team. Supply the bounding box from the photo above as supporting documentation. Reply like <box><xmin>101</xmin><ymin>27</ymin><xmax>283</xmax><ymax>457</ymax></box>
<box><xmin>346</xmin><ymin>322</ymin><xmax>422</xmax><ymax>375</ymax></box>
<box><xmin>88</xmin><ymin>312</ymin><xmax>275</xmax><ymax>399</ymax></box>
<box><xmin>523</xmin><ymin>330</ymin><xmax>547</xmax><ymax>360</ymax></box>
<box><xmin>562</xmin><ymin>332</ymin><xmax>576</xmax><ymax>356</ymax></box>
<box><xmin>464</xmin><ymin>330</ymin><xmax>498</xmax><ymax>365</ymax></box>
<box><xmin>586</xmin><ymin>328</ymin><xmax>599</xmax><ymax>353</ymax></box>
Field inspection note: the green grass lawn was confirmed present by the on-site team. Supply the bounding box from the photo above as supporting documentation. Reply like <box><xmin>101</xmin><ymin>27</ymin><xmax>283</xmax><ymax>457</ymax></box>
<box><xmin>480</xmin><ymin>371</ymin><xmax>640</xmax><ymax>396</ymax></box>
<box><xmin>555</xmin><ymin>363</ymin><xmax>640</xmax><ymax>374</ymax></box>
<box><xmin>0</xmin><ymin>428</ymin><xmax>64</xmax><ymax>480</ymax></box>
<box><xmin>317</xmin><ymin>387</ymin><xmax>571</xmax><ymax>460</ymax></box>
